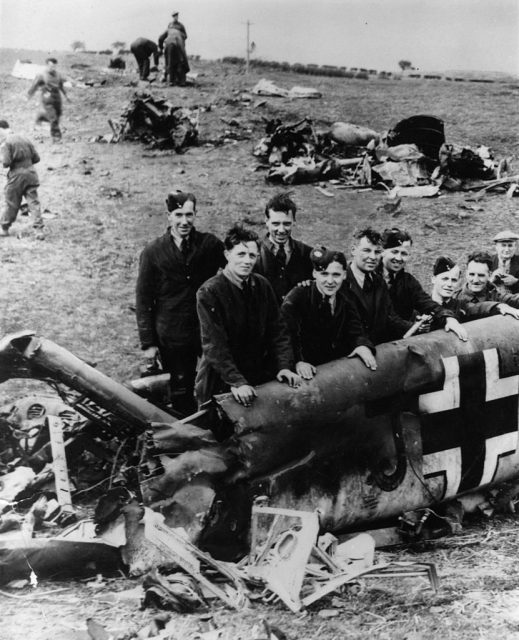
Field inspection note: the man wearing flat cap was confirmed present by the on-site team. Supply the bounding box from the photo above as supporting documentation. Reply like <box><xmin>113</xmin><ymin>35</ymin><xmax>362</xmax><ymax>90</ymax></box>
<box><xmin>490</xmin><ymin>230</ymin><xmax>519</xmax><ymax>293</ymax></box>
<box><xmin>281</xmin><ymin>247</ymin><xmax>376</xmax><ymax>380</ymax></box>
<box><xmin>135</xmin><ymin>191</ymin><xmax>225</xmax><ymax>414</ymax></box>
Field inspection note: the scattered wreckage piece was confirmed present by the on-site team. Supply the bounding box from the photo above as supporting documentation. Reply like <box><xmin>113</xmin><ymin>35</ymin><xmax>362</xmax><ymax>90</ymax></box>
<box><xmin>110</xmin><ymin>93</ymin><xmax>200</xmax><ymax>150</ymax></box>
<box><xmin>251</xmin><ymin>78</ymin><xmax>322</xmax><ymax>99</ymax></box>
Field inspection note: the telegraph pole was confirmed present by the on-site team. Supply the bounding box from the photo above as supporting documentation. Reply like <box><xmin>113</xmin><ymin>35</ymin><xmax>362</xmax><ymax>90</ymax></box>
<box><xmin>246</xmin><ymin>20</ymin><xmax>252</xmax><ymax>74</ymax></box>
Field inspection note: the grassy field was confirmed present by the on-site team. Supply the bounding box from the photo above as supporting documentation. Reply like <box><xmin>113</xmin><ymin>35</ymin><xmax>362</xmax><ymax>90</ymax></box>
<box><xmin>1</xmin><ymin>49</ymin><xmax>519</xmax><ymax>639</ymax></box>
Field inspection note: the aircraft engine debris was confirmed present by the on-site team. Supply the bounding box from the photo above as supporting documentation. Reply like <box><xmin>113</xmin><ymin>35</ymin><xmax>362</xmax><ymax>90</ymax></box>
<box><xmin>108</xmin><ymin>93</ymin><xmax>200</xmax><ymax>149</ymax></box>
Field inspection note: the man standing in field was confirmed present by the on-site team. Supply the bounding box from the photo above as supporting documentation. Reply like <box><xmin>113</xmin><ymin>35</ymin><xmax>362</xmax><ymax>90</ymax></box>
<box><xmin>27</xmin><ymin>58</ymin><xmax>69</xmax><ymax>142</ymax></box>
<box><xmin>196</xmin><ymin>224</ymin><xmax>301</xmax><ymax>407</ymax></box>
<box><xmin>135</xmin><ymin>191</ymin><xmax>225</xmax><ymax>414</ymax></box>
<box><xmin>130</xmin><ymin>37</ymin><xmax>160</xmax><ymax>80</ymax></box>
<box><xmin>159</xmin><ymin>12</ymin><xmax>189</xmax><ymax>86</ymax></box>
<box><xmin>254</xmin><ymin>193</ymin><xmax>313</xmax><ymax>305</ymax></box>
<box><xmin>0</xmin><ymin>120</ymin><xmax>44</xmax><ymax>238</ymax></box>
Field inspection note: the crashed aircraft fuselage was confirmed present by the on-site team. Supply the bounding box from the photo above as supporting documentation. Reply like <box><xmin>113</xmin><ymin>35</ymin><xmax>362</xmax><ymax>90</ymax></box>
<box><xmin>1</xmin><ymin>318</ymin><xmax>519</xmax><ymax>546</ymax></box>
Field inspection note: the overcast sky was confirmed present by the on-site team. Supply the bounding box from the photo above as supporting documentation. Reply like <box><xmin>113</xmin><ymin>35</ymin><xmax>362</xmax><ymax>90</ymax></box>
<box><xmin>1</xmin><ymin>0</ymin><xmax>518</xmax><ymax>74</ymax></box>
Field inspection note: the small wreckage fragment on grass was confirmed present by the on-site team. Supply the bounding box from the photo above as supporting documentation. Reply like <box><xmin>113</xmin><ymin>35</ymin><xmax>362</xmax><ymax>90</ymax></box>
<box><xmin>103</xmin><ymin>92</ymin><xmax>199</xmax><ymax>150</ymax></box>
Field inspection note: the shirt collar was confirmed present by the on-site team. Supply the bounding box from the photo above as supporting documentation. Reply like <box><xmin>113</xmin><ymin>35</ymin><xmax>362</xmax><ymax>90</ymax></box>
<box><xmin>169</xmin><ymin>227</ymin><xmax>194</xmax><ymax>249</ymax></box>
<box><xmin>265</xmin><ymin>234</ymin><xmax>293</xmax><ymax>257</ymax></box>
<box><xmin>223</xmin><ymin>265</ymin><xmax>250</xmax><ymax>290</ymax></box>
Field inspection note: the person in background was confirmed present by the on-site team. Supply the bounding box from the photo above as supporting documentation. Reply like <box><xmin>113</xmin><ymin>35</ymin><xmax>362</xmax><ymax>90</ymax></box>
<box><xmin>130</xmin><ymin>37</ymin><xmax>160</xmax><ymax>80</ymax></box>
<box><xmin>135</xmin><ymin>191</ymin><xmax>225</xmax><ymax>414</ymax></box>
<box><xmin>0</xmin><ymin>120</ymin><xmax>44</xmax><ymax>239</ymax></box>
<box><xmin>167</xmin><ymin>11</ymin><xmax>187</xmax><ymax>40</ymax></box>
<box><xmin>28</xmin><ymin>58</ymin><xmax>69</xmax><ymax>142</ymax></box>
<box><xmin>281</xmin><ymin>247</ymin><xmax>376</xmax><ymax>381</ymax></box>
<box><xmin>490</xmin><ymin>230</ymin><xmax>519</xmax><ymax>293</ymax></box>
<box><xmin>254</xmin><ymin>193</ymin><xmax>313</xmax><ymax>305</ymax></box>
<box><xmin>196</xmin><ymin>224</ymin><xmax>300</xmax><ymax>407</ymax></box>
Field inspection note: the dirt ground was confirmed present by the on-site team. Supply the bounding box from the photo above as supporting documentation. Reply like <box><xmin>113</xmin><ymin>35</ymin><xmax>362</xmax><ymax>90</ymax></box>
<box><xmin>1</xmin><ymin>49</ymin><xmax>519</xmax><ymax>639</ymax></box>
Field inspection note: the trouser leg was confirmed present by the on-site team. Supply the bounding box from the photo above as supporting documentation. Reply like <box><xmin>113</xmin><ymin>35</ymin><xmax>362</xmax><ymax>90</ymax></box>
<box><xmin>160</xmin><ymin>344</ymin><xmax>198</xmax><ymax>415</ymax></box>
<box><xmin>142</xmin><ymin>57</ymin><xmax>150</xmax><ymax>80</ymax></box>
<box><xmin>1</xmin><ymin>175</ymin><xmax>24</xmax><ymax>230</ymax></box>
<box><xmin>43</xmin><ymin>99</ymin><xmax>62</xmax><ymax>140</ymax></box>
<box><xmin>24</xmin><ymin>186</ymin><xmax>43</xmax><ymax>229</ymax></box>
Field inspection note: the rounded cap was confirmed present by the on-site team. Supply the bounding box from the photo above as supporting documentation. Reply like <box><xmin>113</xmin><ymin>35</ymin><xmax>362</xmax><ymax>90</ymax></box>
<box><xmin>166</xmin><ymin>191</ymin><xmax>196</xmax><ymax>212</ymax></box>
<box><xmin>310</xmin><ymin>247</ymin><xmax>347</xmax><ymax>271</ymax></box>
<box><xmin>433</xmin><ymin>256</ymin><xmax>457</xmax><ymax>276</ymax></box>
<box><xmin>493</xmin><ymin>230</ymin><xmax>519</xmax><ymax>242</ymax></box>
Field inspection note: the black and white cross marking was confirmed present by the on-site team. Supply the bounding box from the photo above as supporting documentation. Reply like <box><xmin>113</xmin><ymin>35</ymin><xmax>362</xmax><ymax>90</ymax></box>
<box><xmin>418</xmin><ymin>348</ymin><xmax>519</xmax><ymax>500</ymax></box>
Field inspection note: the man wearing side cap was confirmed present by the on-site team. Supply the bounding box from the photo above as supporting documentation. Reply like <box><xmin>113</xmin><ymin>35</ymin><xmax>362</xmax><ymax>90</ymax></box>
<box><xmin>430</xmin><ymin>256</ymin><xmax>519</xmax><ymax>324</ymax></box>
<box><xmin>254</xmin><ymin>193</ymin><xmax>313</xmax><ymax>305</ymax></box>
<box><xmin>281</xmin><ymin>248</ymin><xmax>376</xmax><ymax>380</ymax></box>
<box><xmin>490</xmin><ymin>230</ymin><xmax>519</xmax><ymax>293</ymax></box>
<box><xmin>380</xmin><ymin>227</ymin><xmax>467</xmax><ymax>340</ymax></box>
<box><xmin>167</xmin><ymin>11</ymin><xmax>187</xmax><ymax>40</ymax></box>
<box><xmin>135</xmin><ymin>191</ymin><xmax>225</xmax><ymax>414</ymax></box>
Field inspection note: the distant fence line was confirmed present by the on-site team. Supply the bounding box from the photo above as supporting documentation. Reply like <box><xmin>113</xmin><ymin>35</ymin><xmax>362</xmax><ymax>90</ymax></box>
<box><xmin>74</xmin><ymin>51</ymin><xmax>499</xmax><ymax>83</ymax></box>
<box><xmin>219</xmin><ymin>56</ymin><xmax>498</xmax><ymax>83</ymax></box>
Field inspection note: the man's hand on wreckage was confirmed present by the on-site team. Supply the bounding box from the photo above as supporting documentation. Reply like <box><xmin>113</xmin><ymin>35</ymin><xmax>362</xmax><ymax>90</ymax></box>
<box><xmin>414</xmin><ymin>314</ymin><xmax>433</xmax><ymax>334</ymax></box>
<box><xmin>231</xmin><ymin>384</ymin><xmax>257</xmax><ymax>407</ymax></box>
<box><xmin>296</xmin><ymin>361</ymin><xmax>316</xmax><ymax>380</ymax></box>
<box><xmin>498</xmin><ymin>303</ymin><xmax>519</xmax><ymax>320</ymax></box>
<box><xmin>347</xmin><ymin>345</ymin><xmax>377</xmax><ymax>371</ymax></box>
<box><xmin>277</xmin><ymin>369</ymin><xmax>302</xmax><ymax>387</ymax></box>
<box><xmin>445</xmin><ymin>317</ymin><xmax>468</xmax><ymax>341</ymax></box>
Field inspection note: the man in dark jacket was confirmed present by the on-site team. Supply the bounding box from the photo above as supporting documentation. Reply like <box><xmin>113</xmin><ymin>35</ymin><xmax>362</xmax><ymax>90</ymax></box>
<box><xmin>254</xmin><ymin>193</ymin><xmax>313</xmax><ymax>304</ymax></box>
<box><xmin>158</xmin><ymin>17</ymin><xmax>189</xmax><ymax>86</ymax></box>
<box><xmin>490</xmin><ymin>230</ymin><xmax>519</xmax><ymax>293</ymax></box>
<box><xmin>380</xmin><ymin>227</ymin><xmax>467</xmax><ymax>340</ymax></box>
<box><xmin>455</xmin><ymin>251</ymin><xmax>519</xmax><ymax>309</ymax></box>
<box><xmin>136</xmin><ymin>191</ymin><xmax>225</xmax><ymax>413</ymax></box>
<box><xmin>130</xmin><ymin>37</ymin><xmax>160</xmax><ymax>80</ymax></box>
<box><xmin>344</xmin><ymin>227</ymin><xmax>412</xmax><ymax>344</ymax></box>
<box><xmin>167</xmin><ymin>11</ymin><xmax>187</xmax><ymax>39</ymax></box>
<box><xmin>430</xmin><ymin>255</ymin><xmax>519</xmax><ymax>323</ymax></box>
<box><xmin>281</xmin><ymin>247</ymin><xmax>376</xmax><ymax>381</ymax></box>
<box><xmin>196</xmin><ymin>224</ymin><xmax>301</xmax><ymax>407</ymax></box>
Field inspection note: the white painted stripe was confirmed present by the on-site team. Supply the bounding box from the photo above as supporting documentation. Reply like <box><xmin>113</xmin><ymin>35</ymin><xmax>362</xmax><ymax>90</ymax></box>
<box><xmin>423</xmin><ymin>447</ymin><xmax>462</xmax><ymax>498</ymax></box>
<box><xmin>480</xmin><ymin>432</ymin><xmax>518</xmax><ymax>486</ymax></box>
<box><xmin>484</xmin><ymin>348</ymin><xmax>519</xmax><ymax>401</ymax></box>
<box><xmin>419</xmin><ymin>356</ymin><xmax>460</xmax><ymax>414</ymax></box>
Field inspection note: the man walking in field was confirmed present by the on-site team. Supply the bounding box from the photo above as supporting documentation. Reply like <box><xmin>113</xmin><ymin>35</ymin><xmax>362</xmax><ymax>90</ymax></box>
<box><xmin>28</xmin><ymin>58</ymin><xmax>70</xmax><ymax>142</ymax></box>
<box><xmin>0</xmin><ymin>120</ymin><xmax>44</xmax><ymax>239</ymax></box>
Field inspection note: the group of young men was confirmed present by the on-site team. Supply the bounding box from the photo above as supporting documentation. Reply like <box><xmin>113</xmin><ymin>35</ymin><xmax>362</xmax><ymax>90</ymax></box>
<box><xmin>135</xmin><ymin>191</ymin><xmax>519</xmax><ymax>413</ymax></box>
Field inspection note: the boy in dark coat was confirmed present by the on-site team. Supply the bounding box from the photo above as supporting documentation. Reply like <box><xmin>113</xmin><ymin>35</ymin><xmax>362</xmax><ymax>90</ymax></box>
<box><xmin>135</xmin><ymin>191</ymin><xmax>225</xmax><ymax>413</ymax></box>
<box><xmin>196</xmin><ymin>224</ymin><xmax>300</xmax><ymax>407</ymax></box>
<box><xmin>254</xmin><ymin>193</ymin><xmax>313</xmax><ymax>304</ymax></box>
<box><xmin>281</xmin><ymin>247</ymin><xmax>376</xmax><ymax>381</ymax></box>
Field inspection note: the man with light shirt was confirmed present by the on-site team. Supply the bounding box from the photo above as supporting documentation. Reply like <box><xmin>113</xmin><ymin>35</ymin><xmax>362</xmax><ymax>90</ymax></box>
<box><xmin>455</xmin><ymin>251</ymin><xmax>519</xmax><ymax>309</ymax></box>
<box><xmin>380</xmin><ymin>227</ymin><xmax>467</xmax><ymax>340</ymax></box>
<box><xmin>196</xmin><ymin>224</ymin><xmax>301</xmax><ymax>407</ymax></box>
<box><xmin>281</xmin><ymin>247</ymin><xmax>376</xmax><ymax>381</ymax></box>
<box><xmin>430</xmin><ymin>255</ymin><xmax>519</xmax><ymax>324</ymax></box>
<box><xmin>254</xmin><ymin>193</ymin><xmax>313</xmax><ymax>305</ymax></box>
<box><xmin>136</xmin><ymin>191</ymin><xmax>225</xmax><ymax>414</ymax></box>
<box><xmin>490</xmin><ymin>230</ymin><xmax>519</xmax><ymax>293</ymax></box>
